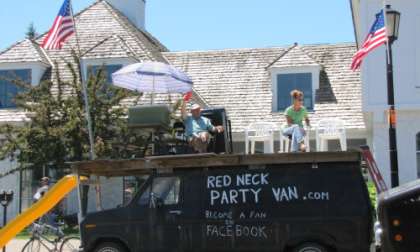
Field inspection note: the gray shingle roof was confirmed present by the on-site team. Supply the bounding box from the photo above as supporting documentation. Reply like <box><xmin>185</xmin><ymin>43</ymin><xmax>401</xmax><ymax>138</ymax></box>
<box><xmin>34</xmin><ymin>0</ymin><xmax>168</xmax><ymax>87</ymax></box>
<box><xmin>0</xmin><ymin>0</ymin><xmax>172</xmax><ymax>122</ymax></box>
<box><xmin>0</xmin><ymin>0</ymin><xmax>363</xmax><ymax>133</ymax></box>
<box><xmin>269</xmin><ymin>45</ymin><xmax>320</xmax><ymax>68</ymax></box>
<box><xmin>0</xmin><ymin>39</ymin><xmax>50</xmax><ymax>65</ymax></box>
<box><xmin>164</xmin><ymin>43</ymin><xmax>364</xmax><ymax>133</ymax></box>
<box><xmin>81</xmin><ymin>35</ymin><xmax>137</xmax><ymax>59</ymax></box>
<box><xmin>0</xmin><ymin>109</ymin><xmax>29</xmax><ymax>124</ymax></box>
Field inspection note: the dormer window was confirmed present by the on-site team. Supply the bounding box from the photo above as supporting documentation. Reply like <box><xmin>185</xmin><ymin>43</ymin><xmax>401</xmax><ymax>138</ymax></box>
<box><xmin>80</xmin><ymin>56</ymin><xmax>134</xmax><ymax>85</ymax></box>
<box><xmin>87</xmin><ymin>64</ymin><xmax>123</xmax><ymax>83</ymax></box>
<box><xmin>276</xmin><ymin>73</ymin><xmax>313</xmax><ymax>111</ymax></box>
<box><xmin>86</xmin><ymin>64</ymin><xmax>124</xmax><ymax>98</ymax></box>
<box><xmin>270</xmin><ymin>66</ymin><xmax>321</xmax><ymax>112</ymax></box>
<box><xmin>0</xmin><ymin>69</ymin><xmax>31</xmax><ymax>109</ymax></box>
<box><xmin>81</xmin><ymin>35</ymin><xmax>137</xmax><ymax>83</ymax></box>
<box><xmin>267</xmin><ymin>45</ymin><xmax>321</xmax><ymax>112</ymax></box>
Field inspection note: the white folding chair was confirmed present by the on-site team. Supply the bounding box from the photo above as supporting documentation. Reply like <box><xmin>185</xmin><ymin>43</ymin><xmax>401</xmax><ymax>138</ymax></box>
<box><xmin>316</xmin><ymin>119</ymin><xmax>347</xmax><ymax>151</ymax></box>
<box><xmin>279</xmin><ymin>125</ymin><xmax>310</xmax><ymax>153</ymax></box>
<box><xmin>245</xmin><ymin>122</ymin><xmax>276</xmax><ymax>154</ymax></box>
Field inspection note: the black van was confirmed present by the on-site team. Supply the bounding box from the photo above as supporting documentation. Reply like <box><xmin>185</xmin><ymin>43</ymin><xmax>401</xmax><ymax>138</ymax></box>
<box><xmin>78</xmin><ymin>152</ymin><xmax>373</xmax><ymax>252</ymax></box>
<box><xmin>377</xmin><ymin>179</ymin><xmax>420</xmax><ymax>252</ymax></box>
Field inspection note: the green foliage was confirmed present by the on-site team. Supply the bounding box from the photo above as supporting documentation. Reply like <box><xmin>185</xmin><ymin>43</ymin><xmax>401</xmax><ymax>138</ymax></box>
<box><xmin>0</xmin><ymin>51</ymin><xmax>147</xmax><ymax>170</ymax></box>
<box><xmin>25</xmin><ymin>22</ymin><xmax>38</xmax><ymax>40</ymax></box>
<box><xmin>367</xmin><ymin>181</ymin><xmax>377</xmax><ymax>208</ymax></box>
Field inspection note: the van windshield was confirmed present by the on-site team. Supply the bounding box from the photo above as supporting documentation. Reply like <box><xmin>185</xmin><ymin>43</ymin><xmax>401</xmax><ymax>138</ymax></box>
<box><xmin>138</xmin><ymin>176</ymin><xmax>180</xmax><ymax>206</ymax></box>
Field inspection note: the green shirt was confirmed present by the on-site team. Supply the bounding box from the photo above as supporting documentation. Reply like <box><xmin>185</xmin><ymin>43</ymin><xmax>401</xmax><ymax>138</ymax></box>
<box><xmin>285</xmin><ymin>106</ymin><xmax>308</xmax><ymax>127</ymax></box>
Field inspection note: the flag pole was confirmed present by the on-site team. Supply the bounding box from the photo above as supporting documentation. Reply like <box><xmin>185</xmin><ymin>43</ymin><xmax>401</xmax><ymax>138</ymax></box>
<box><xmin>69</xmin><ymin>0</ymin><xmax>103</xmax><ymax>212</ymax></box>
<box><xmin>69</xmin><ymin>0</ymin><xmax>96</xmax><ymax>161</ymax></box>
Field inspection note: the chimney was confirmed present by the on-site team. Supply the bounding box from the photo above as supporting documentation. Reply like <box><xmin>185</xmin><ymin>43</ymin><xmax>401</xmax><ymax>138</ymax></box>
<box><xmin>106</xmin><ymin>0</ymin><xmax>146</xmax><ymax>30</ymax></box>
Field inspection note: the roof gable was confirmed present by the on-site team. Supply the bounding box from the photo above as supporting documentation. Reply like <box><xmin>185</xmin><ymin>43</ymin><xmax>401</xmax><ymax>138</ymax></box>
<box><xmin>81</xmin><ymin>35</ymin><xmax>137</xmax><ymax>59</ymax></box>
<box><xmin>29</xmin><ymin>0</ymin><xmax>169</xmax><ymax>95</ymax></box>
<box><xmin>39</xmin><ymin>0</ymin><xmax>165</xmax><ymax>60</ymax></box>
<box><xmin>0</xmin><ymin>39</ymin><xmax>50</xmax><ymax>65</ymax></box>
<box><xmin>101</xmin><ymin>1</ymin><xmax>168</xmax><ymax>53</ymax></box>
<box><xmin>269</xmin><ymin>45</ymin><xmax>320</xmax><ymax>68</ymax></box>
<box><xmin>0</xmin><ymin>0</ymin><xmax>168</xmax><ymax>66</ymax></box>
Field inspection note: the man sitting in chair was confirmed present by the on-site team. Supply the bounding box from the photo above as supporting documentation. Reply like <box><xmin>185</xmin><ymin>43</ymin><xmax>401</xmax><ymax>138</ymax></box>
<box><xmin>181</xmin><ymin>101</ymin><xmax>224</xmax><ymax>153</ymax></box>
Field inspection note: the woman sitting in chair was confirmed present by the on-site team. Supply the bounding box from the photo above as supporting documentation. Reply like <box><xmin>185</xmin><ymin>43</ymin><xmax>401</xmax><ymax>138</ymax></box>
<box><xmin>283</xmin><ymin>89</ymin><xmax>310</xmax><ymax>152</ymax></box>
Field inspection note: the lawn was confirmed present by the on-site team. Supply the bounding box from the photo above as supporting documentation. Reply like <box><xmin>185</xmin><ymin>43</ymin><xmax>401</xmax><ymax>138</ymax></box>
<box><xmin>15</xmin><ymin>225</ymin><xmax>80</xmax><ymax>240</ymax></box>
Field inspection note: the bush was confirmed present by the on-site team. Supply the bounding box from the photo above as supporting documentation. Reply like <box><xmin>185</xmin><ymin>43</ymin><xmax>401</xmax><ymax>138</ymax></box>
<box><xmin>367</xmin><ymin>181</ymin><xmax>377</xmax><ymax>208</ymax></box>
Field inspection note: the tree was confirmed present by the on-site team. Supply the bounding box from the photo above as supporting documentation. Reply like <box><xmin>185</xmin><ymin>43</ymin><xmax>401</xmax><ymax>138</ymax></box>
<box><xmin>26</xmin><ymin>22</ymin><xmax>38</xmax><ymax>40</ymax></box>
<box><xmin>0</xmin><ymin>52</ymin><xmax>149</xmax><ymax>213</ymax></box>
<box><xmin>1</xmin><ymin>52</ymin><xmax>147</xmax><ymax>165</ymax></box>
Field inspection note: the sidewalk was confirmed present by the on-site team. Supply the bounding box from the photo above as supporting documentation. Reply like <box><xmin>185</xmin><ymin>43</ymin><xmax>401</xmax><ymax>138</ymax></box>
<box><xmin>4</xmin><ymin>238</ymin><xmax>80</xmax><ymax>251</ymax></box>
<box><xmin>4</xmin><ymin>239</ymin><xmax>28</xmax><ymax>251</ymax></box>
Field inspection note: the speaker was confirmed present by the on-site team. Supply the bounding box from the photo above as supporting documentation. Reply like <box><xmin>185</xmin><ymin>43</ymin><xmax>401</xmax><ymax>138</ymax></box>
<box><xmin>128</xmin><ymin>105</ymin><xmax>170</xmax><ymax>130</ymax></box>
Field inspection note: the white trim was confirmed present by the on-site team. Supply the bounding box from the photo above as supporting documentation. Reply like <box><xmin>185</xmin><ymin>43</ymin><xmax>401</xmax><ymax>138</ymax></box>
<box><xmin>269</xmin><ymin>66</ymin><xmax>322</xmax><ymax>112</ymax></box>
<box><xmin>350</xmin><ymin>0</ymin><xmax>363</xmax><ymax>47</ymax></box>
<box><xmin>0</xmin><ymin>62</ymin><xmax>48</xmax><ymax>86</ymax></box>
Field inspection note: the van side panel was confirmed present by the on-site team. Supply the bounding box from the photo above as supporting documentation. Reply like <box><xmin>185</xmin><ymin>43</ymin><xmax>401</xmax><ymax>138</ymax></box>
<box><xmin>200</xmin><ymin>162</ymin><xmax>372</xmax><ymax>251</ymax></box>
<box><xmin>182</xmin><ymin>172</ymin><xmax>206</xmax><ymax>250</ymax></box>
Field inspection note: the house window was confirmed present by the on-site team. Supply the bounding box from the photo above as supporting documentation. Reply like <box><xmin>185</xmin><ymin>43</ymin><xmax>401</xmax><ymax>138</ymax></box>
<box><xmin>276</xmin><ymin>73</ymin><xmax>313</xmax><ymax>111</ymax></box>
<box><xmin>417</xmin><ymin>133</ymin><xmax>420</xmax><ymax>178</ymax></box>
<box><xmin>88</xmin><ymin>64</ymin><xmax>123</xmax><ymax>83</ymax></box>
<box><xmin>0</xmin><ymin>69</ymin><xmax>31</xmax><ymax>109</ymax></box>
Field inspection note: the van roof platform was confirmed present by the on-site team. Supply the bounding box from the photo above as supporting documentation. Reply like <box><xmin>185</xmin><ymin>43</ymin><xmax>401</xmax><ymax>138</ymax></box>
<box><xmin>71</xmin><ymin>151</ymin><xmax>361</xmax><ymax>177</ymax></box>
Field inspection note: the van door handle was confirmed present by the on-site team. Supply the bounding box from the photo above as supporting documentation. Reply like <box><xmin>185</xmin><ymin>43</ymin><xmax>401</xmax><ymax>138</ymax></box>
<box><xmin>169</xmin><ymin>210</ymin><xmax>182</xmax><ymax>215</ymax></box>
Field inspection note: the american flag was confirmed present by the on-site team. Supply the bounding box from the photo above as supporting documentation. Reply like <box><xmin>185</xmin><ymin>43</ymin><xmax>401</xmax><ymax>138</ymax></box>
<box><xmin>351</xmin><ymin>10</ymin><xmax>388</xmax><ymax>70</ymax></box>
<box><xmin>41</xmin><ymin>0</ymin><xmax>75</xmax><ymax>50</ymax></box>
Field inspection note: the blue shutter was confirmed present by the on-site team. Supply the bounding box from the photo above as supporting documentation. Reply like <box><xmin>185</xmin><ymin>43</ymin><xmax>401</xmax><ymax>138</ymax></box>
<box><xmin>276</xmin><ymin>73</ymin><xmax>313</xmax><ymax>111</ymax></box>
<box><xmin>0</xmin><ymin>69</ymin><xmax>31</xmax><ymax>109</ymax></box>
<box><xmin>0</xmin><ymin>76</ymin><xmax>6</xmax><ymax>108</ymax></box>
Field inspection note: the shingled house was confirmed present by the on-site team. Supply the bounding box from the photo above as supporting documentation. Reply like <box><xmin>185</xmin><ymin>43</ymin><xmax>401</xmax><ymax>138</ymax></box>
<box><xmin>164</xmin><ymin>44</ymin><xmax>367</xmax><ymax>152</ymax></box>
<box><xmin>0</xmin><ymin>0</ymin><xmax>366</xmax><ymax>218</ymax></box>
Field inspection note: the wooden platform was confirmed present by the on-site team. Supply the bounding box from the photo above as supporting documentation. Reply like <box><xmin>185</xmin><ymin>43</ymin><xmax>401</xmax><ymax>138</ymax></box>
<box><xmin>71</xmin><ymin>151</ymin><xmax>361</xmax><ymax>177</ymax></box>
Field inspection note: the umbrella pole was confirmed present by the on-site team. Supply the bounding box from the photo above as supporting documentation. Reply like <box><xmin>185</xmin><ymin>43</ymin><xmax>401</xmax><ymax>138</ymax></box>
<box><xmin>151</xmin><ymin>76</ymin><xmax>155</xmax><ymax>154</ymax></box>
<box><xmin>151</xmin><ymin>76</ymin><xmax>155</xmax><ymax>105</ymax></box>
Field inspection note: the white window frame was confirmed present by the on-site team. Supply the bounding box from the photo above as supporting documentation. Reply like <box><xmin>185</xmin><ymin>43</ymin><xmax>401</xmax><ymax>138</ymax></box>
<box><xmin>0</xmin><ymin>62</ymin><xmax>49</xmax><ymax>87</ymax></box>
<box><xmin>80</xmin><ymin>57</ymin><xmax>137</xmax><ymax>82</ymax></box>
<box><xmin>269</xmin><ymin>66</ymin><xmax>321</xmax><ymax>112</ymax></box>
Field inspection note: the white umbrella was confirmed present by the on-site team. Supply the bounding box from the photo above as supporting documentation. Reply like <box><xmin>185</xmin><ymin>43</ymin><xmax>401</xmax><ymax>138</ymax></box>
<box><xmin>112</xmin><ymin>61</ymin><xmax>193</xmax><ymax>103</ymax></box>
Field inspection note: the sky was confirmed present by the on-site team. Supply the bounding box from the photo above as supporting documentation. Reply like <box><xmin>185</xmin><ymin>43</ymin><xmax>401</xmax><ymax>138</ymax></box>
<box><xmin>0</xmin><ymin>0</ymin><xmax>355</xmax><ymax>52</ymax></box>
